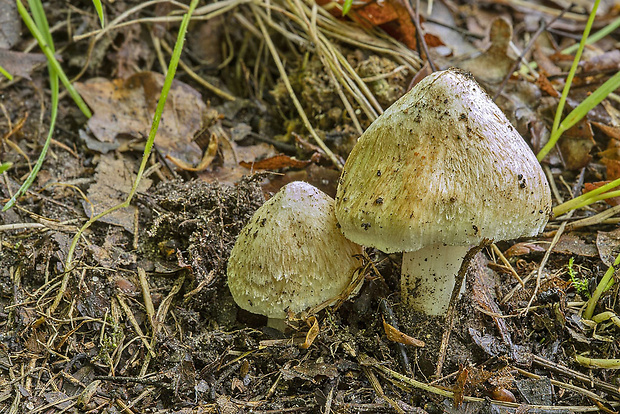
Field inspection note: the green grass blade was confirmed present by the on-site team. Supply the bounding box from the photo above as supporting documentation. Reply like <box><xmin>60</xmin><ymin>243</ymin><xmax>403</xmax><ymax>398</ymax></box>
<box><xmin>584</xmin><ymin>250</ymin><xmax>620</xmax><ymax>320</ymax></box>
<box><xmin>15</xmin><ymin>0</ymin><xmax>92</xmax><ymax>119</ymax></box>
<box><xmin>537</xmin><ymin>0</ymin><xmax>600</xmax><ymax>161</ymax></box>
<box><xmin>27</xmin><ymin>0</ymin><xmax>54</xmax><ymax>51</ymax></box>
<box><xmin>4</xmin><ymin>0</ymin><xmax>62</xmax><ymax>211</ymax></box>
<box><xmin>0</xmin><ymin>65</ymin><xmax>12</xmax><ymax>80</ymax></box>
<box><xmin>558</xmin><ymin>70</ymin><xmax>620</xmax><ymax>134</ymax></box>
<box><xmin>562</xmin><ymin>15</ymin><xmax>620</xmax><ymax>55</ymax></box>
<box><xmin>342</xmin><ymin>0</ymin><xmax>353</xmax><ymax>16</ymax></box>
<box><xmin>92</xmin><ymin>0</ymin><xmax>105</xmax><ymax>28</ymax></box>
<box><xmin>0</xmin><ymin>162</ymin><xmax>13</xmax><ymax>174</ymax></box>
<box><xmin>58</xmin><ymin>0</ymin><xmax>200</xmax><ymax>311</ymax></box>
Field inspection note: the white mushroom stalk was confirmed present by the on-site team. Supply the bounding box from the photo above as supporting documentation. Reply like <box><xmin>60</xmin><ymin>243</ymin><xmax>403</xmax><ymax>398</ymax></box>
<box><xmin>227</xmin><ymin>181</ymin><xmax>363</xmax><ymax>329</ymax></box>
<box><xmin>335</xmin><ymin>68</ymin><xmax>552</xmax><ymax>316</ymax></box>
<box><xmin>401</xmin><ymin>245</ymin><xmax>470</xmax><ymax>315</ymax></box>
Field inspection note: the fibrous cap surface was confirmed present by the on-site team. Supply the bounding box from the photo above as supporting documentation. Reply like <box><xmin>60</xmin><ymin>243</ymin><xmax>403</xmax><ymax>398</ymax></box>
<box><xmin>335</xmin><ymin>68</ymin><xmax>552</xmax><ymax>253</ymax></box>
<box><xmin>228</xmin><ymin>181</ymin><xmax>362</xmax><ymax>319</ymax></box>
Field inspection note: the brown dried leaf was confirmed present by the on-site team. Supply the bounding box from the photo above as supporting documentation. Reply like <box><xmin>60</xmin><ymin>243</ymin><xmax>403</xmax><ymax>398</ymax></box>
<box><xmin>553</xmin><ymin>234</ymin><xmax>599</xmax><ymax>257</ymax></box>
<box><xmin>84</xmin><ymin>154</ymin><xmax>152</xmax><ymax>233</ymax></box>
<box><xmin>536</xmin><ymin>73</ymin><xmax>559</xmax><ymax>97</ymax></box>
<box><xmin>198</xmin><ymin>141</ymin><xmax>275</xmax><ymax>185</ymax></box>
<box><xmin>300</xmin><ymin>315</ymin><xmax>320</xmax><ymax>349</ymax></box>
<box><xmin>382</xmin><ymin>318</ymin><xmax>425</xmax><ymax>347</ymax></box>
<box><xmin>458</xmin><ymin>17</ymin><xmax>515</xmax><ymax>84</ymax></box>
<box><xmin>584</xmin><ymin>181</ymin><xmax>620</xmax><ymax>207</ymax></box>
<box><xmin>596</xmin><ymin>227</ymin><xmax>620</xmax><ymax>267</ymax></box>
<box><xmin>504</xmin><ymin>242</ymin><xmax>546</xmax><ymax>257</ymax></box>
<box><xmin>453</xmin><ymin>365</ymin><xmax>469</xmax><ymax>408</ymax></box>
<box><xmin>0</xmin><ymin>50</ymin><xmax>47</xmax><ymax>80</ymax></box>
<box><xmin>558</xmin><ymin>118</ymin><xmax>594</xmax><ymax>170</ymax></box>
<box><xmin>602</xmin><ymin>158</ymin><xmax>620</xmax><ymax>180</ymax></box>
<box><xmin>583</xmin><ymin>49</ymin><xmax>620</xmax><ymax>73</ymax></box>
<box><xmin>593</xmin><ymin>122</ymin><xmax>620</xmax><ymax>141</ymax></box>
<box><xmin>75</xmin><ymin>72</ymin><xmax>205</xmax><ymax>166</ymax></box>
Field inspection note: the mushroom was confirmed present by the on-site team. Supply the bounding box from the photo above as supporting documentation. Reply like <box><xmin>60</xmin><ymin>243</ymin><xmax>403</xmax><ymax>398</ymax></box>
<box><xmin>227</xmin><ymin>181</ymin><xmax>363</xmax><ymax>329</ymax></box>
<box><xmin>335</xmin><ymin>68</ymin><xmax>552</xmax><ymax>316</ymax></box>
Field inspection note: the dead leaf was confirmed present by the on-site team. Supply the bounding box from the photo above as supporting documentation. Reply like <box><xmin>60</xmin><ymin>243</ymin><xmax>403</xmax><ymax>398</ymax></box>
<box><xmin>300</xmin><ymin>316</ymin><xmax>320</xmax><ymax>349</ymax></box>
<box><xmin>75</xmin><ymin>72</ymin><xmax>205</xmax><ymax>166</ymax></box>
<box><xmin>453</xmin><ymin>365</ymin><xmax>469</xmax><ymax>408</ymax></box>
<box><xmin>536</xmin><ymin>73</ymin><xmax>559</xmax><ymax>97</ymax></box>
<box><xmin>504</xmin><ymin>242</ymin><xmax>546</xmax><ymax>257</ymax></box>
<box><xmin>593</xmin><ymin>122</ymin><xmax>620</xmax><ymax>141</ymax></box>
<box><xmin>602</xmin><ymin>158</ymin><xmax>620</xmax><ymax>181</ymax></box>
<box><xmin>558</xmin><ymin>118</ymin><xmax>594</xmax><ymax>170</ymax></box>
<box><xmin>458</xmin><ymin>17</ymin><xmax>515</xmax><ymax>84</ymax></box>
<box><xmin>167</xmin><ymin>133</ymin><xmax>219</xmax><ymax>172</ymax></box>
<box><xmin>0</xmin><ymin>50</ymin><xmax>47</xmax><ymax>80</ymax></box>
<box><xmin>583</xmin><ymin>49</ymin><xmax>620</xmax><ymax>73</ymax></box>
<box><xmin>318</xmin><ymin>0</ymin><xmax>417</xmax><ymax>50</ymax></box>
<box><xmin>382</xmin><ymin>318</ymin><xmax>425</xmax><ymax>347</ymax></box>
<box><xmin>596</xmin><ymin>228</ymin><xmax>620</xmax><ymax>267</ymax></box>
<box><xmin>553</xmin><ymin>234</ymin><xmax>599</xmax><ymax>257</ymax></box>
<box><xmin>584</xmin><ymin>181</ymin><xmax>620</xmax><ymax>207</ymax></box>
<box><xmin>198</xmin><ymin>141</ymin><xmax>275</xmax><ymax>185</ymax></box>
<box><xmin>261</xmin><ymin>164</ymin><xmax>342</xmax><ymax>198</ymax></box>
<box><xmin>0</xmin><ymin>0</ymin><xmax>20</xmax><ymax>49</ymax></box>
<box><xmin>84</xmin><ymin>154</ymin><xmax>152</xmax><ymax>233</ymax></box>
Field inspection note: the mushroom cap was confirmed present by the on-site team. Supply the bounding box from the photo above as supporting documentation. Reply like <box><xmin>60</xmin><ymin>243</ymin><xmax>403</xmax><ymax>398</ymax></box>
<box><xmin>335</xmin><ymin>68</ymin><xmax>552</xmax><ymax>253</ymax></box>
<box><xmin>227</xmin><ymin>181</ymin><xmax>363</xmax><ymax>319</ymax></box>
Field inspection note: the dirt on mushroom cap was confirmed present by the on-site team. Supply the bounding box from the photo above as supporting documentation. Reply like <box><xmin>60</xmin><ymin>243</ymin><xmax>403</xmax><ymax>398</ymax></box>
<box><xmin>335</xmin><ymin>69</ymin><xmax>552</xmax><ymax>253</ymax></box>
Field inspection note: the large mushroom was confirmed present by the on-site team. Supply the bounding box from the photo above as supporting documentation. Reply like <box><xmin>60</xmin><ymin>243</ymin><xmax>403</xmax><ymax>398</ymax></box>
<box><xmin>335</xmin><ymin>68</ymin><xmax>552</xmax><ymax>316</ymax></box>
<box><xmin>227</xmin><ymin>181</ymin><xmax>363</xmax><ymax>329</ymax></box>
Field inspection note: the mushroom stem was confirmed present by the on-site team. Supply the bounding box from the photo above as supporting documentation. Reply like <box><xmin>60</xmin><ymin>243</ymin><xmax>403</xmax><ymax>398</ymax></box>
<box><xmin>401</xmin><ymin>244</ymin><xmax>471</xmax><ymax>316</ymax></box>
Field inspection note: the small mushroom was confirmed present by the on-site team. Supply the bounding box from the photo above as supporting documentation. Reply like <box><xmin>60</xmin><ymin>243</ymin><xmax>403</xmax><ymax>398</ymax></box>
<box><xmin>335</xmin><ymin>68</ymin><xmax>552</xmax><ymax>316</ymax></box>
<box><xmin>227</xmin><ymin>181</ymin><xmax>363</xmax><ymax>329</ymax></box>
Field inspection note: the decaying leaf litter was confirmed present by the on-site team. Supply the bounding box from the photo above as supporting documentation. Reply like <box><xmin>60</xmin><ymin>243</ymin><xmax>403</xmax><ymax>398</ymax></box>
<box><xmin>1</xmin><ymin>0</ymin><xmax>620</xmax><ymax>412</ymax></box>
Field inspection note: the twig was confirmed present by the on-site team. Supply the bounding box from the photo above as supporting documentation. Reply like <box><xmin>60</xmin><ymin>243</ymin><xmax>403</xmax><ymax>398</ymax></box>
<box><xmin>532</xmin><ymin>355</ymin><xmax>620</xmax><ymax>399</ymax></box>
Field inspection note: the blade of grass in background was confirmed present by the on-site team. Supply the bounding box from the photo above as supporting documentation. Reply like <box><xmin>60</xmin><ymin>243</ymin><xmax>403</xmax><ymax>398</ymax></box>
<box><xmin>342</xmin><ymin>0</ymin><xmax>352</xmax><ymax>16</ymax></box>
<box><xmin>0</xmin><ymin>162</ymin><xmax>13</xmax><ymax>174</ymax></box>
<box><xmin>5</xmin><ymin>0</ymin><xmax>93</xmax><ymax>211</ymax></box>
<box><xmin>536</xmin><ymin>0</ymin><xmax>601</xmax><ymax>162</ymax></box>
<box><xmin>583</xmin><ymin>250</ymin><xmax>620</xmax><ymax>320</ymax></box>
<box><xmin>52</xmin><ymin>0</ymin><xmax>200</xmax><ymax>315</ymax></box>
<box><xmin>0</xmin><ymin>65</ymin><xmax>12</xmax><ymax>80</ymax></box>
<box><xmin>4</xmin><ymin>0</ymin><xmax>61</xmax><ymax>212</ymax></box>
<box><xmin>92</xmin><ymin>0</ymin><xmax>105</xmax><ymax>27</ymax></box>
<box><xmin>540</xmin><ymin>70</ymin><xmax>620</xmax><ymax>164</ymax></box>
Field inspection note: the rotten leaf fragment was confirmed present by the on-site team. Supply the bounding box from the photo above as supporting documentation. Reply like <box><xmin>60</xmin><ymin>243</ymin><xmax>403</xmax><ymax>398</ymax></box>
<box><xmin>382</xmin><ymin>318</ymin><xmax>425</xmax><ymax>347</ymax></box>
<box><xmin>457</xmin><ymin>17</ymin><xmax>515</xmax><ymax>84</ymax></box>
<box><xmin>0</xmin><ymin>0</ymin><xmax>19</xmax><ymax>49</ymax></box>
<box><xmin>0</xmin><ymin>50</ymin><xmax>47</xmax><ymax>80</ymax></box>
<box><xmin>84</xmin><ymin>154</ymin><xmax>152</xmax><ymax>233</ymax></box>
<box><xmin>557</xmin><ymin>118</ymin><xmax>595</xmax><ymax>170</ymax></box>
<box><xmin>596</xmin><ymin>227</ymin><xmax>620</xmax><ymax>267</ymax></box>
<box><xmin>75</xmin><ymin>72</ymin><xmax>205</xmax><ymax>166</ymax></box>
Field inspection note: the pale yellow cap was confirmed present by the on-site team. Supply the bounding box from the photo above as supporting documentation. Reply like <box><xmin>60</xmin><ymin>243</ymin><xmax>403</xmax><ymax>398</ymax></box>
<box><xmin>228</xmin><ymin>181</ymin><xmax>362</xmax><ymax>319</ymax></box>
<box><xmin>335</xmin><ymin>68</ymin><xmax>552</xmax><ymax>253</ymax></box>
